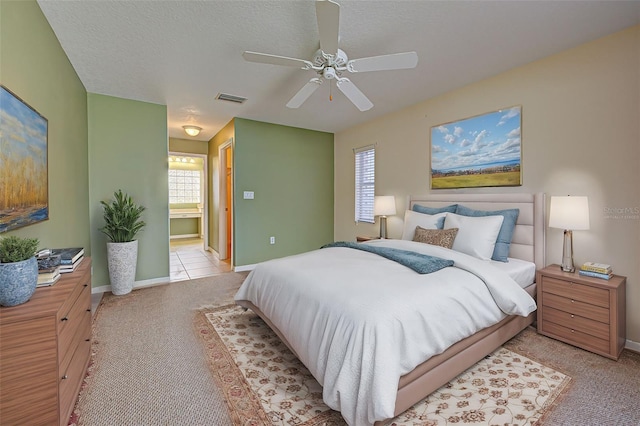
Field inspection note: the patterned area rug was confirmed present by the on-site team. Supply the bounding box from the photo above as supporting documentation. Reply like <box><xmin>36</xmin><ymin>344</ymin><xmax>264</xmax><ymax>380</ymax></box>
<box><xmin>195</xmin><ymin>305</ymin><xmax>571</xmax><ymax>426</ymax></box>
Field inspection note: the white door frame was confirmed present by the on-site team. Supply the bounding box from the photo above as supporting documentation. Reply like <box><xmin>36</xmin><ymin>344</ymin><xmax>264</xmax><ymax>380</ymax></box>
<box><xmin>168</xmin><ymin>151</ymin><xmax>208</xmax><ymax>245</ymax></box>
<box><xmin>218</xmin><ymin>139</ymin><xmax>233</xmax><ymax>261</ymax></box>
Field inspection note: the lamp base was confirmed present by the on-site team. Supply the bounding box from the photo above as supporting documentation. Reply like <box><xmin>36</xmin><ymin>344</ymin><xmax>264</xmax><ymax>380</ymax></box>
<box><xmin>560</xmin><ymin>229</ymin><xmax>575</xmax><ymax>272</ymax></box>
<box><xmin>379</xmin><ymin>216</ymin><xmax>388</xmax><ymax>239</ymax></box>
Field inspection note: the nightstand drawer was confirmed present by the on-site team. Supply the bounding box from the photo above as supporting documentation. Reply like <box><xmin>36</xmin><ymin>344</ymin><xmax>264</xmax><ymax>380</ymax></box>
<box><xmin>541</xmin><ymin>292</ymin><xmax>609</xmax><ymax>324</ymax></box>
<box><xmin>541</xmin><ymin>276</ymin><xmax>609</xmax><ymax>308</ymax></box>
<box><xmin>542</xmin><ymin>306</ymin><xmax>609</xmax><ymax>340</ymax></box>
<box><xmin>541</xmin><ymin>321</ymin><xmax>610</xmax><ymax>354</ymax></box>
<box><xmin>536</xmin><ymin>264</ymin><xmax>626</xmax><ymax>360</ymax></box>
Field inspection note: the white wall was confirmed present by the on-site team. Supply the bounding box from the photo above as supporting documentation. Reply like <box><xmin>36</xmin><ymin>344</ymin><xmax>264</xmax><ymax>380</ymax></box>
<box><xmin>335</xmin><ymin>26</ymin><xmax>640</xmax><ymax>344</ymax></box>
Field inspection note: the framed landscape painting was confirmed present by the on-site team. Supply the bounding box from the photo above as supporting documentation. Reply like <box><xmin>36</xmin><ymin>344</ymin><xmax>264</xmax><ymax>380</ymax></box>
<box><xmin>430</xmin><ymin>106</ymin><xmax>522</xmax><ymax>189</ymax></box>
<box><xmin>0</xmin><ymin>86</ymin><xmax>49</xmax><ymax>232</ymax></box>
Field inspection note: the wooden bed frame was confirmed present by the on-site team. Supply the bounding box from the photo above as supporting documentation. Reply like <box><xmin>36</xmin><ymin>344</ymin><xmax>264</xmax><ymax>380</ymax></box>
<box><xmin>238</xmin><ymin>192</ymin><xmax>546</xmax><ymax>425</ymax></box>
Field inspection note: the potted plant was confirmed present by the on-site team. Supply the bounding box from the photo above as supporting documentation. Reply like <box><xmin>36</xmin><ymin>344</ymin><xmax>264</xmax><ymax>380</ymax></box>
<box><xmin>0</xmin><ymin>236</ymin><xmax>40</xmax><ymax>306</ymax></box>
<box><xmin>100</xmin><ymin>189</ymin><xmax>146</xmax><ymax>295</ymax></box>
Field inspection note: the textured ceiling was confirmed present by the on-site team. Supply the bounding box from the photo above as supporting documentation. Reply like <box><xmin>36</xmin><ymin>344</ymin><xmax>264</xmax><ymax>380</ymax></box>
<box><xmin>37</xmin><ymin>0</ymin><xmax>640</xmax><ymax>141</ymax></box>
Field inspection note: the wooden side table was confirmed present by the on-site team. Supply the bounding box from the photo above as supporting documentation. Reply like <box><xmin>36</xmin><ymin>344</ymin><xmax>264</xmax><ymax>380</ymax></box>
<box><xmin>536</xmin><ymin>264</ymin><xmax>626</xmax><ymax>360</ymax></box>
<box><xmin>356</xmin><ymin>235</ymin><xmax>378</xmax><ymax>242</ymax></box>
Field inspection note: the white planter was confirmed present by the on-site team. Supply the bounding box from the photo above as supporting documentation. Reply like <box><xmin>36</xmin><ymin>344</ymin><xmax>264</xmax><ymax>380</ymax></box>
<box><xmin>107</xmin><ymin>240</ymin><xmax>138</xmax><ymax>295</ymax></box>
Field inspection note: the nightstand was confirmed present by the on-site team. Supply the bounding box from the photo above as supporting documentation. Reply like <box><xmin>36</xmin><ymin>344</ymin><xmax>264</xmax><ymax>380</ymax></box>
<box><xmin>536</xmin><ymin>264</ymin><xmax>626</xmax><ymax>360</ymax></box>
<box><xmin>356</xmin><ymin>236</ymin><xmax>378</xmax><ymax>242</ymax></box>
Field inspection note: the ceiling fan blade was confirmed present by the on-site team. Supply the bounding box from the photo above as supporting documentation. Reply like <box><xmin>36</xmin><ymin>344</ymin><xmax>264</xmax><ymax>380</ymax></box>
<box><xmin>243</xmin><ymin>51</ymin><xmax>312</xmax><ymax>69</ymax></box>
<box><xmin>286</xmin><ymin>78</ymin><xmax>323</xmax><ymax>109</ymax></box>
<box><xmin>347</xmin><ymin>52</ymin><xmax>418</xmax><ymax>73</ymax></box>
<box><xmin>336</xmin><ymin>78</ymin><xmax>373</xmax><ymax>111</ymax></box>
<box><xmin>316</xmin><ymin>0</ymin><xmax>340</xmax><ymax>56</ymax></box>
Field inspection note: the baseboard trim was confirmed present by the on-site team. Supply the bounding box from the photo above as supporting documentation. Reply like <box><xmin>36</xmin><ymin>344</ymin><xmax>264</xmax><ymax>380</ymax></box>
<box><xmin>91</xmin><ymin>276</ymin><xmax>170</xmax><ymax>294</ymax></box>
<box><xmin>625</xmin><ymin>339</ymin><xmax>640</xmax><ymax>353</ymax></box>
<box><xmin>234</xmin><ymin>264</ymin><xmax>257</xmax><ymax>272</ymax></box>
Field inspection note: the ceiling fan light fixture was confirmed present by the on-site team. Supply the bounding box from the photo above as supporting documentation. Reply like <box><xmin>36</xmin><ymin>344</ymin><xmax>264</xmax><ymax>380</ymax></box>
<box><xmin>182</xmin><ymin>125</ymin><xmax>202</xmax><ymax>137</ymax></box>
<box><xmin>323</xmin><ymin>67</ymin><xmax>337</xmax><ymax>79</ymax></box>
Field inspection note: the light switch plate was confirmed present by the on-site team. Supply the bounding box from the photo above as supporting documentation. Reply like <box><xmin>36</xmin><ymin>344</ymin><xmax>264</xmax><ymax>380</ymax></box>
<box><xmin>243</xmin><ymin>191</ymin><xmax>254</xmax><ymax>199</ymax></box>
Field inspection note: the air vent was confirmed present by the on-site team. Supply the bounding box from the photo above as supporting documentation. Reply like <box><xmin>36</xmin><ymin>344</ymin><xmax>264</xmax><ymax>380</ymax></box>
<box><xmin>215</xmin><ymin>93</ymin><xmax>247</xmax><ymax>104</ymax></box>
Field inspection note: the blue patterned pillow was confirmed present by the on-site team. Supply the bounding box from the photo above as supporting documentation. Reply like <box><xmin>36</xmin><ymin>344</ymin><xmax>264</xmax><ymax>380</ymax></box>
<box><xmin>412</xmin><ymin>204</ymin><xmax>458</xmax><ymax>215</ymax></box>
<box><xmin>455</xmin><ymin>205</ymin><xmax>520</xmax><ymax>262</ymax></box>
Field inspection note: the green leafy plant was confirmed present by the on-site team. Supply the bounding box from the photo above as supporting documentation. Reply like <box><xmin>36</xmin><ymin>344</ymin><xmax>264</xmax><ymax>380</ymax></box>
<box><xmin>0</xmin><ymin>236</ymin><xmax>39</xmax><ymax>263</ymax></box>
<box><xmin>100</xmin><ymin>190</ymin><xmax>146</xmax><ymax>243</ymax></box>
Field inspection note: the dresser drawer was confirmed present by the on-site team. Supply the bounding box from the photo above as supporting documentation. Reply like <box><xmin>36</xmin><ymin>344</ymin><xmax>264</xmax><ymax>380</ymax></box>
<box><xmin>58</xmin><ymin>282</ymin><xmax>91</xmax><ymax>368</ymax></box>
<box><xmin>57</xmin><ymin>279</ymin><xmax>88</xmax><ymax>334</ymax></box>
<box><xmin>59</xmin><ymin>321</ymin><xmax>91</xmax><ymax>426</ymax></box>
<box><xmin>541</xmin><ymin>292</ymin><xmax>609</xmax><ymax>324</ymax></box>
<box><xmin>542</xmin><ymin>306</ymin><xmax>609</xmax><ymax>341</ymax></box>
<box><xmin>542</xmin><ymin>321</ymin><xmax>610</xmax><ymax>354</ymax></box>
<box><xmin>541</xmin><ymin>276</ymin><xmax>609</xmax><ymax>308</ymax></box>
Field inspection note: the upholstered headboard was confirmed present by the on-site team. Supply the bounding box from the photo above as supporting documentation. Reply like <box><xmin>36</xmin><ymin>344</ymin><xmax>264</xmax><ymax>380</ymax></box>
<box><xmin>409</xmin><ymin>193</ymin><xmax>545</xmax><ymax>269</ymax></box>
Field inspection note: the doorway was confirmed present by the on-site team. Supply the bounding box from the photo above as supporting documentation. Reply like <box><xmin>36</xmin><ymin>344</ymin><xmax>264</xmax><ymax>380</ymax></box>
<box><xmin>218</xmin><ymin>139</ymin><xmax>233</xmax><ymax>263</ymax></box>
<box><xmin>168</xmin><ymin>153</ymin><xmax>218</xmax><ymax>281</ymax></box>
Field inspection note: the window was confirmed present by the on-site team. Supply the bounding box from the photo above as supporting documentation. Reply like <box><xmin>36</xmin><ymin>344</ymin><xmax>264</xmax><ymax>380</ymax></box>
<box><xmin>169</xmin><ymin>169</ymin><xmax>201</xmax><ymax>204</ymax></box>
<box><xmin>354</xmin><ymin>145</ymin><xmax>375</xmax><ymax>223</ymax></box>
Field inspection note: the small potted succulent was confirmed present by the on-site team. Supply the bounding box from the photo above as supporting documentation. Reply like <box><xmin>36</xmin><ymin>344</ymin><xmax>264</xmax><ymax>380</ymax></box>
<box><xmin>100</xmin><ymin>189</ymin><xmax>146</xmax><ymax>295</ymax></box>
<box><xmin>0</xmin><ymin>235</ymin><xmax>40</xmax><ymax>307</ymax></box>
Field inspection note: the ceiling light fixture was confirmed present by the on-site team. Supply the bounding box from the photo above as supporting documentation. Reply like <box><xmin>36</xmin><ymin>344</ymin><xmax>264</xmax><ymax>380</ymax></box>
<box><xmin>182</xmin><ymin>125</ymin><xmax>202</xmax><ymax>137</ymax></box>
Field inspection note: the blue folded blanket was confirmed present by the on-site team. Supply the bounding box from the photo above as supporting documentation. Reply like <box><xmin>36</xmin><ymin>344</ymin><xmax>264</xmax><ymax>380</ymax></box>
<box><xmin>321</xmin><ymin>241</ymin><xmax>453</xmax><ymax>274</ymax></box>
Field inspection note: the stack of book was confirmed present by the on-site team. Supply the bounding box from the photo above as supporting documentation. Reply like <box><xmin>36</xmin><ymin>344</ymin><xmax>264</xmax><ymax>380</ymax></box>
<box><xmin>51</xmin><ymin>247</ymin><xmax>85</xmax><ymax>274</ymax></box>
<box><xmin>579</xmin><ymin>262</ymin><xmax>613</xmax><ymax>280</ymax></box>
<box><xmin>37</xmin><ymin>250</ymin><xmax>61</xmax><ymax>287</ymax></box>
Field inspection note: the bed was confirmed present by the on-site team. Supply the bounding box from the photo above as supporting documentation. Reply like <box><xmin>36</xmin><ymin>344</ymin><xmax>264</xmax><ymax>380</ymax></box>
<box><xmin>235</xmin><ymin>192</ymin><xmax>545</xmax><ymax>425</ymax></box>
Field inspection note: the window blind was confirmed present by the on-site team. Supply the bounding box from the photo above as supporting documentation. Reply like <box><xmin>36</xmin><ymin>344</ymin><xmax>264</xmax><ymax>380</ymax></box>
<box><xmin>354</xmin><ymin>145</ymin><xmax>375</xmax><ymax>223</ymax></box>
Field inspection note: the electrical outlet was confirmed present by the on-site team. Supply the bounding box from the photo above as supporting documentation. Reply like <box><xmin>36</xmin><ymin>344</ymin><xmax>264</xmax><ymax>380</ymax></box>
<box><xmin>269</xmin><ymin>236</ymin><xmax>275</xmax><ymax>245</ymax></box>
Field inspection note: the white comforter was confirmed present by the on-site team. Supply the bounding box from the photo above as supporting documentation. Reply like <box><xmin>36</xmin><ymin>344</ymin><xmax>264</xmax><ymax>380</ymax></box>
<box><xmin>234</xmin><ymin>239</ymin><xmax>536</xmax><ymax>426</ymax></box>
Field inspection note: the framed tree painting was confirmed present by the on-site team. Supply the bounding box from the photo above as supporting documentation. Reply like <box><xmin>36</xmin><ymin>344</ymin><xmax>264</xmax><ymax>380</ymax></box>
<box><xmin>0</xmin><ymin>86</ymin><xmax>49</xmax><ymax>232</ymax></box>
<box><xmin>430</xmin><ymin>106</ymin><xmax>522</xmax><ymax>189</ymax></box>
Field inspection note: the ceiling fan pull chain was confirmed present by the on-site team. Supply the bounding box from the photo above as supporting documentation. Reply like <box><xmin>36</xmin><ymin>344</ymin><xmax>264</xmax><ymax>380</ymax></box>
<box><xmin>330</xmin><ymin>80</ymin><xmax>333</xmax><ymax>101</ymax></box>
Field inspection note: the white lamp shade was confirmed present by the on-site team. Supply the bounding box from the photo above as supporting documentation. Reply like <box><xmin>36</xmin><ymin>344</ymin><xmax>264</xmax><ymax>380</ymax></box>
<box><xmin>182</xmin><ymin>125</ymin><xmax>202</xmax><ymax>137</ymax></box>
<box><xmin>374</xmin><ymin>195</ymin><xmax>396</xmax><ymax>216</ymax></box>
<box><xmin>549</xmin><ymin>196</ymin><xmax>590</xmax><ymax>230</ymax></box>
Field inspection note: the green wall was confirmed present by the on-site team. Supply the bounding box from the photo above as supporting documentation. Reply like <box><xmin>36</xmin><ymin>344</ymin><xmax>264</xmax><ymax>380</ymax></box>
<box><xmin>0</xmin><ymin>1</ymin><xmax>90</xmax><ymax>255</ymax></box>
<box><xmin>170</xmin><ymin>218</ymin><xmax>199</xmax><ymax>236</ymax></box>
<box><xmin>233</xmin><ymin>118</ymin><xmax>334</xmax><ymax>266</ymax></box>
<box><xmin>88</xmin><ymin>94</ymin><xmax>169</xmax><ymax>287</ymax></box>
<box><xmin>169</xmin><ymin>137</ymin><xmax>208</xmax><ymax>155</ymax></box>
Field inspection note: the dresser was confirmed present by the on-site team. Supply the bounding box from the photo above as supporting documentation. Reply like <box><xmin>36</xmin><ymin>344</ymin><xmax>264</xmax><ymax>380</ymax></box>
<box><xmin>0</xmin><ymin>257</ymin><xmax>92</xmax><ymax>425</ymax></box>
<box><xmin>536</xmin><ymin>264</ymin><xmax>626</xmax><ymax>360</ymax></box>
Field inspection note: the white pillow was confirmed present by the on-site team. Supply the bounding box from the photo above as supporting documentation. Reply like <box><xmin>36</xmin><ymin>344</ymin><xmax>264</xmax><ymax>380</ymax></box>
<box><xmin>444</xmin><ymin>212</ymin><xmax>504</xmax><ymax>260</ymax></box>
<box><xmin>401</xmin><ymin>210</ymin><xmax>447</xmax><ymax>240</ymax></box>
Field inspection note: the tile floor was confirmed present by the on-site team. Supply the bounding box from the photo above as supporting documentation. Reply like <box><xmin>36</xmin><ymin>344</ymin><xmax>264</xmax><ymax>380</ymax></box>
<box><xmin>170</xmin><ymin>237</ymin><xmax>232</xmax><ymax>282</ymax></box>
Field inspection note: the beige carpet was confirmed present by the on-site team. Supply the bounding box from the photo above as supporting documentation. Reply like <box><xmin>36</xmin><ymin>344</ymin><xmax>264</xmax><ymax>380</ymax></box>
<box><xmin>69</xmin><ymin>273</ymin><xmax>247</xmax><ymax>426</ymax></box>
<box><xmin>196</xmin><ymin>304</ymin><xmax>571</xmax><ymax>426</ymax></box>
<box><xmin>70</xmin><ymin>272</ymin><xmax>640</xmax><ymax>425</ymax></box>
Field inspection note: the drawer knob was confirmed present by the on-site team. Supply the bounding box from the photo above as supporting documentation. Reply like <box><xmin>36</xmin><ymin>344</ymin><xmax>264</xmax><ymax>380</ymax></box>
<box><xmin>62</xmin><ymin>375</ymin><xmax>68</xmax><ymax>380</ymax></box>
<box><xmin>86</xmin><ymin>309</ymin><xmax>91</xmax><ymax>312</ymax></box>
<box><xmin>571</xmin><ymin>300</ymin><xmax>575</xmax><ymax>303</ymax></box>
<box><xmin>61</xmin><ymin>317</ymin><xmax>69</xmax><ymax>322</ymax></box>
<box><xmin>85</xmin><ymin>338</ymin><xmax>90</xmax><ymax>342</ymax></box>
<box><xmin>571</xmin><ymin>329</ymin><xmax>575</xmax><ymax>333</ymax></box>
<box><xmin>84</xmin><ymin>284</ymin><xmax>88</xmax><ymax>287</ymax></box>
<box><xmin>570</xmin><ymin>314</ymin><xmax>575</xmax><ymax>318</ymax></box>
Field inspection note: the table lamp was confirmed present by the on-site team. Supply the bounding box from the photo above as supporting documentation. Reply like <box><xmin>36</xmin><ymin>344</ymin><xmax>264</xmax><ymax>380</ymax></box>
<box><xmin>548</xmin><ymin>195</ymin><xmax>590</xmax><ymax>272</ymax></box>
<box><xmin>374</xmin><ymin>195</ymin><xmax>396</xmax><ymax>239</ymax></box>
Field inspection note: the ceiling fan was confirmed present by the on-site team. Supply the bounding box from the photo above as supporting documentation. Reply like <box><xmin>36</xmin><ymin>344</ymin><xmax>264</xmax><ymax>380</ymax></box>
<box><xmin>242</xmin><ymin>0</ymin><xmax>418</xmax><ymax>112</ymax></box>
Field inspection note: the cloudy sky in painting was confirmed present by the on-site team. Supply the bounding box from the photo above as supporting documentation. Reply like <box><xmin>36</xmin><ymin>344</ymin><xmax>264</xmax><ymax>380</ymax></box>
<box><xmin>0</xmin><ymin>87</ymin><xmax>48</xmax><ymax>164</ymax></box>
<box><xmin>431</xmin><ymin>106</ymin><xmax>521</xmax><ymax>172</ymax></box>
